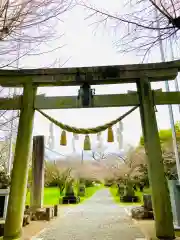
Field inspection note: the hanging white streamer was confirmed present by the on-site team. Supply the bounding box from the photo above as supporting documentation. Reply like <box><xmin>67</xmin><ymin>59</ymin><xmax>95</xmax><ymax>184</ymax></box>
<box><xmin>72</xmin><ymin>136</ymin><xmax>76</xmax><ymax>152</ymax></box>
<box><xmin>116</xmin><ymin>121</ymin><xmax>123</xmax><ymax>150</ymax></box>
<box><xmin>97</xmin><ymin>132</ymin><xmax>101</xmax><ymax>141</ymax></box>
<box><xmin>119</xmin><ymin>121</ymin><xmax>123</xmax><ymax>132</ymax></box>
<box><xmin>48</xmin><ymin>122</ymin><xmax>55</xmax><ymax>149</ymax></box>
<box><xmin>73</xmin><ymin>133</ymin><xmax>79</xmax><ymax>140</ymax></box>
<box><xmin>117</xmin><ymin>132</ymin><xmax>123</xmax><ymax>150</ymax></box>
<box><xmin>97</xmin><ymin>139</ymin><xmax>103</xmax><ymax>149</ymax></box>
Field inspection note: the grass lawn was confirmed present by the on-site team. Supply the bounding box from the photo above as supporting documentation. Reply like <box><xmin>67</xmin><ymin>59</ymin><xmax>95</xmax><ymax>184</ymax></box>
<box><xmin>110</xmin><ymin>185</ymin><xmax>151</xmax><ymax>206</ymax></box>
<box><xmin>26</xmin><ymin>187</ymin><xmax>60</xmax><ymax>206</ymax></box>
<box><xmin>59</xmin><ymin>184</ymin><xmax>103</xmax><ymax>204</ymax></box>
<box><xmin>27</xmin><ymin>185</ymin><xmax>102</xmax><ymax>206</ymax></box>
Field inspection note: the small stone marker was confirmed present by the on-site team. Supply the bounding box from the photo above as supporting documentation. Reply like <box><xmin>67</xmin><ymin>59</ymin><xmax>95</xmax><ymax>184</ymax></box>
<box><xmin>143</xmin><ymin>194</ymin><xmax>152</xmax><ymax>211</ymax></box>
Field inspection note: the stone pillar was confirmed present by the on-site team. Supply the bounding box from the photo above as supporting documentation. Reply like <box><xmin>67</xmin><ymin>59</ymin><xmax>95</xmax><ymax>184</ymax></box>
<box><xmin>31</xmin><ymin>135</ymin><xmax>45</xmax><ymax>210</ymax></box>
<box><xmin>137</xmin><ymin>76</ymin><xmax>175</xmax><ymax>239</ymax></box>
<box><xmin>4</xmin><ymin>83</ymin><xmax>37</xmax><ymax>240</ymax></box>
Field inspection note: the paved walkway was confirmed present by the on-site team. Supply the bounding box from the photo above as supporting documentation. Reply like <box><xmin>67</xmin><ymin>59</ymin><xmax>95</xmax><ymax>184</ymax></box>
<box><xmin>35</xmin><ymin>188</ymin><xmax>145</xmax><ymax>240</ymax></box>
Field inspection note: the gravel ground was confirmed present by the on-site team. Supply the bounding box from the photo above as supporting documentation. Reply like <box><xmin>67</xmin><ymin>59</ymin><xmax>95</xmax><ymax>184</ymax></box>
<box><xmin>35</xmin><ymin>188</ymin><xmax>145</xmax><ymax>240</ymax></box>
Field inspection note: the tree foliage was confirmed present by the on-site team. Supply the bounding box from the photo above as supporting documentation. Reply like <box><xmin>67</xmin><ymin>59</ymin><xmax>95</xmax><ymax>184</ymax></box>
<box><xmin>0</xmin><ymin>170</ymin><xmax>11</xmax><ymax>188</ymax></box>
<box><xmin>139</xmin><ymin>122</ymin><xmax>180</xmax><ymax>180</ymax></box>
<box><xmin>140</xmin><ymin>121</ymin><xmax>180</xmax><ymax>145</ymax></box>
<box><xmin>44</xmin><ymin>162</ymin><xmax>72</xmax><ymax>194</ymax></box>
<box><xmin>92</xmin><ymin>122</ymin><xmax>180</xmax><ymax>186</ymax></box>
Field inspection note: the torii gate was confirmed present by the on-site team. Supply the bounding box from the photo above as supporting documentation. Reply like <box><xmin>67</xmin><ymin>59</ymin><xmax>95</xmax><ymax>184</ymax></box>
<box><xmin>1</xmin><ymin>60</ymin><xmax>180</xmax><ymax>240</ymax></box>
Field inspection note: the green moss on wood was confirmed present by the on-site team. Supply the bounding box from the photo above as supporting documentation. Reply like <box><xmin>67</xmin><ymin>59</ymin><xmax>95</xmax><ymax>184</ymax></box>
<box><xmin>137</xmin><ymin>77</ymin><xmax>175</xmax><ymax>239</ymax></box>
<box><xmin>3</xmin><ymin>83</ymin><xmax>37</xmax><ymax>240</ymax></box>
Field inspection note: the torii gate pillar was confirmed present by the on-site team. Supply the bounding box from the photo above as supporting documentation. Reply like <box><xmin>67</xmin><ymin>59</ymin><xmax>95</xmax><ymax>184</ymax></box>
<box><xmin>3</xmin><ymin>83</ymin><xmax>37</xmax><ymax>240</ymax></box>
<box><xmin>137</xmin><ymin>76</ymin><xmax>175</xmax><ymax>239</ymax></box>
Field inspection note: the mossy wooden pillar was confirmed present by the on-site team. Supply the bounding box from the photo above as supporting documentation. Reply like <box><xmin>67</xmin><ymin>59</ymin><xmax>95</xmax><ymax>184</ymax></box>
<box><xmin>31</xmin><ymin>135</ymin><xmax>45</xmax><ymax>210</ymax></box>
<box><xmin>4</xmin><ymin>83</ymin><xmax>37</xmax><ymax>240</ymax></box>
<box><xmin>137</xmin><ymin>76</ymin><xmax>175</xmax><ymax>239</ymax></box>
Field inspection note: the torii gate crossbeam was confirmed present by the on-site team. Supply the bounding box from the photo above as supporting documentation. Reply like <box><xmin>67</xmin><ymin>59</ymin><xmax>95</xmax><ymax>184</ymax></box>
<box><xmin>1</xmin><ymin>91</ymin><xmax>180</xmax><ymax>110</ymax></box>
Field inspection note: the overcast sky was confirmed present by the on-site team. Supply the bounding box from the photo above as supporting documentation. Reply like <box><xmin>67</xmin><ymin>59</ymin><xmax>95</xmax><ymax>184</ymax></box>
<box><xmin>13</xmin><ymin>2</ymin><xmax>180</xmax><ymax>157</ymax></box>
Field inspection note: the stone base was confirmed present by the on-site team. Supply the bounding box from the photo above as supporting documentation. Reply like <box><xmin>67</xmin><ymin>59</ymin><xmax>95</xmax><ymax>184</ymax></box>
<box><xmin>23</xmin><ymin>214</ymin><xmax>31</xmax><ymax>226</ymax></box>
<box><xmin>62</xmin><ymin>196</ymin><xmax>80</xmax><ymax>204</ymax></box>
<box><xmin>131</xmin><ymin>206</ymin><xmax>154</xmax><ymax>220</ymax></box>
<box><xmin>25</xmin><ymin>205</ymin><xmax>58</xmax><ymax>221</ymax></box>
<box><xmin>120</xmin><ymin>195</ymin><xmax>139</xmax><ymax>203</ymax></box>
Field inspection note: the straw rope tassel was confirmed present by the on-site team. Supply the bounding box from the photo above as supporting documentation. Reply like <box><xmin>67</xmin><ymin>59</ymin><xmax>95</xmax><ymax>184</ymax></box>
<box><xmin>84</xmin><ymin>135</ymin><xmax>91</xmax><ymax>150</ymax></box>
<box><xmin>60</xmin><ymin>130</ymin><xmax>67</xmax><ymax>146</ymax></box>
<box><xmin>107</xmin><ymin>127</ymin><xmax>114</xmax><ymax>142</ymax></box>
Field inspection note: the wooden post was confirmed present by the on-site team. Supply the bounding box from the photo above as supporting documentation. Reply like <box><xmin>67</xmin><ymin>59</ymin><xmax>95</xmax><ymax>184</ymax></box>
<box><xmin>4</xmin><ymin>83</ymin><xmax>37</xmax><ymax>240</ymax></box>
<box><xmin>137</xmin><ymin>76</ymin><xmax>175</xmax><ymax>239</ymax></box>
<box><xmin>31</xmin><ymin>135</ymin><xmax>45</xmax><ymax>210</ymax></box>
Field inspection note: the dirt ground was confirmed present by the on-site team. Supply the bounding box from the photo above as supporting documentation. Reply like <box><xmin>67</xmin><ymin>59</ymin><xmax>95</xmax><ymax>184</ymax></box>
<box><xmin>22</xmin><ymin>206</ymin><xmax>180</xmax><ymax>240</ymax></box>
<box><xmin>34</xmin><ymin>189</ymin><xmax>144</xmax><ymax>240</ymax></box>
<box><xmin>134</xmin><ymin>219</ymin><xmax>180</xmax><ymax>240</ymax></box>
<box><xmin>22</xmin><ymin>205</ymin><xmax>72</xmax><ymax>240</ymax></box>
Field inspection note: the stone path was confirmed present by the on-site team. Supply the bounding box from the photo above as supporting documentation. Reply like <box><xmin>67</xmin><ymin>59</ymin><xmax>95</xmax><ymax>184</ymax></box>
<box><xmin>35</xmin><ymin>188</ymin><xmax>145</xmax><ymax>240</ymax></box>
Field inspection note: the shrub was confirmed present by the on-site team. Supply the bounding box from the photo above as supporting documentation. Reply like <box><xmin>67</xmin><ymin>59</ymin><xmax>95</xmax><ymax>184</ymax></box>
<box><xmin>0</xmin><ymin>170</ymin><xmax>11</xmax><ymax>189</ymax></box>
<box><xmin>94</xmin><ymin>179</ymin><xmax>102</xmax><ymax>184</ymax></box>
<box><xmin>120</xmin><ymin>195</ymin><xmax>139</xmax><ymax>203</ymax></box>
<box><xmin>44</xmin><ymin>163</ymin><xmax>60</xmax><ymax>187</ymax></box>
<box><xmin>85</xmin><ymin>179</ymin><xmax>94</xmax><ymax>187</ymax></box>
<box><xmin>104</xmin><ymin>178</ymin><xmax>114</xmax><ymax>187</ymax></box>
<box><xmin>124</xmin><ymin>182</ymin><xmax>135</xmax><ymax>197</ymax></box>
<box><xmin>78</xmin><ymin>183</ymin><xmax>86</xmax><ymax>196</ymax></box>
<box><xmin>79</xmin><ymin>178</ymin><xmax>94</xmax><ymax>187</ymax></box>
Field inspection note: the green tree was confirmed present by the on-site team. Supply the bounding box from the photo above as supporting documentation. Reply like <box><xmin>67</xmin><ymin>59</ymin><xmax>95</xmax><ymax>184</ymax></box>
<box><xmin>175</xmin><ymin>121</ymin><xmax>180</xmax><ymax>132</ymax></box>
<box><xmin>44</xmin><ymin>162</ymin><xmax>72</xmax><ymax>195</ymax></box>
<box><xmin>140</xmin><ymin>122</ymin><xmax>180</xmax><ymax>146</ymax></box>
<box><xmin>139</xmin><ymin>122</ymin><xmax>180</xmax><ymax>180</ymax></box>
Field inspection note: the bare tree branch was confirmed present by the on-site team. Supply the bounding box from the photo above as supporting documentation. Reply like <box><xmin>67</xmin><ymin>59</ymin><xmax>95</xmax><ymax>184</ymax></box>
<box><xmin>79</xmin><ymin>0</ymin><xmax>180</xmax><ymax>60</ymax></box>
<box><xmin>0</xmin><ymin>0</ymin><xmax>73</xmax><ymax>68</ymax></box>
